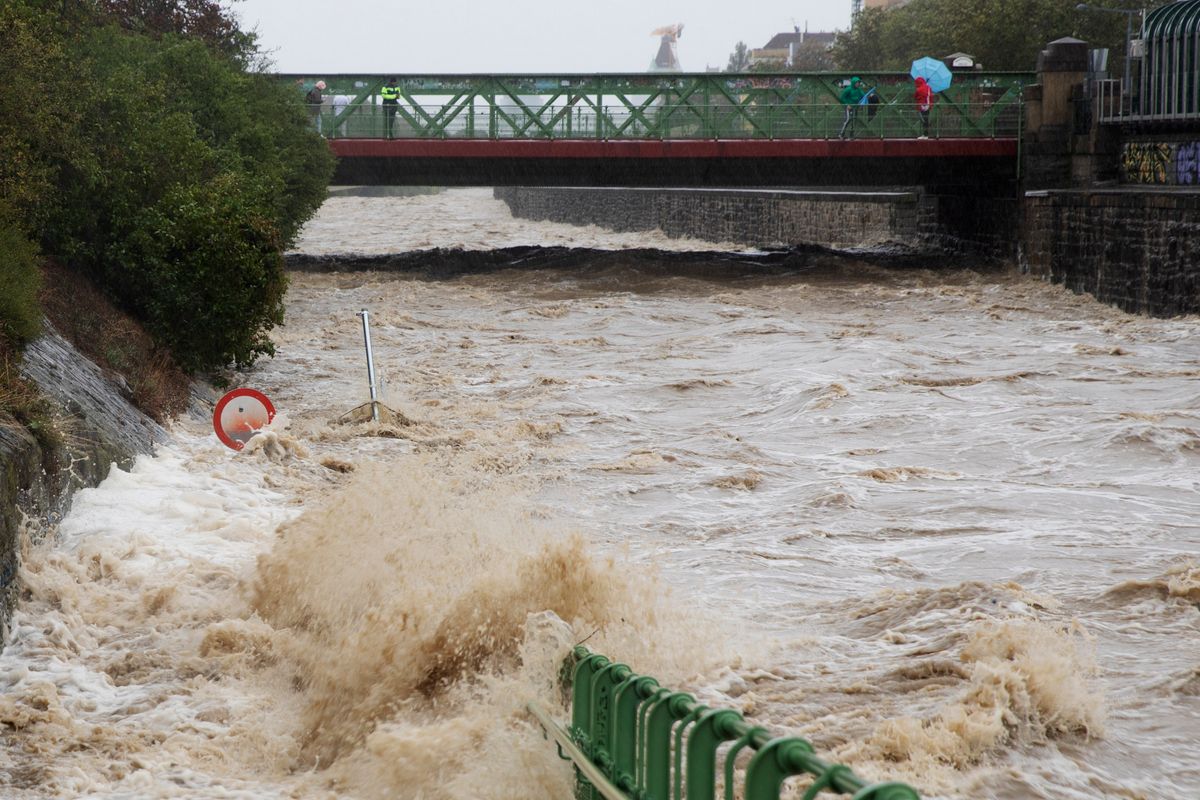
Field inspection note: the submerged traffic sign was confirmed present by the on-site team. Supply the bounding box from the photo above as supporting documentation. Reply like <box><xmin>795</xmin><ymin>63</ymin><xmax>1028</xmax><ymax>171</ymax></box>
<box><xmin>213</xmin><ymin>388</ymin><xmax>276</xmax><ymax>451</ymax></box>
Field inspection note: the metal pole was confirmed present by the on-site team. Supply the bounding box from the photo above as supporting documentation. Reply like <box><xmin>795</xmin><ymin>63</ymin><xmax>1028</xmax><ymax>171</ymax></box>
<box><xmin>356</xmin><ymin>309</ymin><xmax>379</xmax><ymax>422</ymax></box>
<box><xmin>1124</xmin><ymin>12</ymin><xmax>1133</xmax><ymax>108</ymax></box>
<box><xmin>1076</xmin><ymin>4</ymin><xmax>1140</xmax><ymax>111</ymax></box>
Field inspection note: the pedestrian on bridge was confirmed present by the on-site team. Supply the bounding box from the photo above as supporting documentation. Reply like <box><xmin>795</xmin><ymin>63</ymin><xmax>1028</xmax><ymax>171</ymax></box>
<box><xmin>914</xmin><ymin>76</ymin><xmax>935</xmax><ymax>138</ymax></box>
<box><xmin>838</xmin><ymin>77</ymin><xmax>866</xmax><ymax>140</ymax></box>
<box><xmin>306</xmin><ymin>80</ymin><xmax>326</xmax><ymax>136</ymax></box>
<box><xmin>381</xmin><ymin>77</ymin><xmax>400</xmax><ymax>139</ymax></box>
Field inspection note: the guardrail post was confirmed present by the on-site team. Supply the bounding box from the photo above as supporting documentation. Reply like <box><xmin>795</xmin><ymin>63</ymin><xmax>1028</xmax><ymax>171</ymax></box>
<box><xmin>587</xmin><ymin>662</ymin><xmax>634</xmax><ymax>792</ymax></box>
<box><xmin>685</xmin><ymin>709</ymin><xmax>743</xmax><ymax>800</ymax></box>
<box><xmin>612</xmin><ymin>675</ymin><xmax>657</xmax><ymax>792</ymax></box>
<box><xmin>645</xmin><ymin>692</ymin><xmax>694</xmax><ymax>800</ymax></box>
<box><xmin>571</xmin><ymin>650</ymin><xmax>611</xmax><ymax>796</ymax></box>
<box><xmin>745</xmin><ymin>739</ymin><xmax>817</xmax><ymax>800</ymax></box>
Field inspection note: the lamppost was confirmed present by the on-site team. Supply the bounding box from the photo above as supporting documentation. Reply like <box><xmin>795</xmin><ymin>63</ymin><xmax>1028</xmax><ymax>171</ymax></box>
<box><xmin>1075</xmin><ymin>3</ymin><xmax>1144</xmax><ymax>99</ymax></box>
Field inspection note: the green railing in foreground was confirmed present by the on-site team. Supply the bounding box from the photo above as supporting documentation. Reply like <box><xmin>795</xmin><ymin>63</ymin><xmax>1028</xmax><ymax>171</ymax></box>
<box><xmin>528</xmin><ymin>646</ymin><xmax>920</xmax><ymax>800</ymax></box>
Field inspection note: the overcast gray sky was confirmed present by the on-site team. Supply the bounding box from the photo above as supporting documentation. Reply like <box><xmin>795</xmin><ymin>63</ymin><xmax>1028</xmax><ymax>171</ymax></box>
<box><xmin>228</xmin><ymin>0</ymin><xmax>853</xmax><ymax>74</ymax></box>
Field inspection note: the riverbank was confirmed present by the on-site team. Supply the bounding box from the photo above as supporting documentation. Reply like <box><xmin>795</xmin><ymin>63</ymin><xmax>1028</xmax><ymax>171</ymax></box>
<box><xmin>0</xmin><ymin>264</ymin><xmax>188</xmax><ymax>643</ymax></box>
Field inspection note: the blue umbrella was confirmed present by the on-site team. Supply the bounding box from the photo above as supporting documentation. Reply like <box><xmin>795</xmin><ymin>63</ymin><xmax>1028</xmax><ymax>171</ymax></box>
<box><xmin>910</xmin><ymin>57</ymin><xmax>952</xmax><ymax>93</ymax></box>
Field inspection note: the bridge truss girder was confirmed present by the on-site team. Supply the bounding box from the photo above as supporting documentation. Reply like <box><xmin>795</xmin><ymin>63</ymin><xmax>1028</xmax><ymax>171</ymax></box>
<box><xmin>284</xmin><ymin>72</ymin><xmax>1032</xmax><ymax>141</ymax></box>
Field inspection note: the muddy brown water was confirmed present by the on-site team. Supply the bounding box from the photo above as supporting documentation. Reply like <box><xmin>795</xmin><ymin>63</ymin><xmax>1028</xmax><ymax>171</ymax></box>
<box><xmin>1</xmin><ymin>188</ymin><xmax>1197</xmax><ymax>799</ymax></box>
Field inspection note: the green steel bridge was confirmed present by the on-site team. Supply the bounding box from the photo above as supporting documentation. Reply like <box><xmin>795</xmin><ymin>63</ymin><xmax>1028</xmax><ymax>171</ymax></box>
<box><xmin>281</xmin><ymin>71</ymin><xmax>1032</xmax><ymax>186</ymax></box>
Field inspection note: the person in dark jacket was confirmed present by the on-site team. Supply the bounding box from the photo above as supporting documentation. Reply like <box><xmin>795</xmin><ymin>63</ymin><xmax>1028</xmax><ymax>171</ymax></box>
<box><xmin>305</xmin><ymin>80</ymin><xmax>326</xmax><ymax>135</ymax></box>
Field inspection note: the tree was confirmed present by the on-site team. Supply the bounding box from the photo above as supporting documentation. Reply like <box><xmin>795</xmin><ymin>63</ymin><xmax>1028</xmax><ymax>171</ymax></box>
<box><xmin>0</xmin><ymin>2</ymin><xmax>332</xmax><ymax>373</ymax></box>
<box><xmin>43</xmin><ymin>26</ymin><xmax>333</xmax><ymax>371</ymax></box>
<box><xmin>90</xmin><ymin>0</ymin><xmax>255</xmax><ymax>60</ymax></box>
<box><xmin>790</xmin><ymin>39</ymin><xmax>838</xmax><ymax>71</ymax></box>
<box><xmin>831</xmin><ymin>0</ymin><xmax>1175</xmax><ymax>72</ymax></box>
<box><xmin>726</xmin><ymin>41</ymin><xmax>750</xmax><ymax>72</ymax></box>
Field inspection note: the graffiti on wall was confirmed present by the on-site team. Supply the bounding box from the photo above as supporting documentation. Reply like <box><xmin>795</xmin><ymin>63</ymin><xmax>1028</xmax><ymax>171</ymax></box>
<box><xmin>1177</xmin><ymin>141</ymin><xmax>1200</xmax><ymax>185</ymax></box>
<box><xmin>1122</xmin><ymin>142</ymin><xmax>1173</xmax><ymax>184</ymax></box>
<box><xmin>1121</xmin><ymin>140</ymin><xmax>1200</xmax><ymax>185</ymax></box>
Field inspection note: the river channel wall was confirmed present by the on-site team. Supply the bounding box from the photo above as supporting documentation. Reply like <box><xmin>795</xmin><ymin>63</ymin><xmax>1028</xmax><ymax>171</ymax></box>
<box><xmin>493</xmin><ymin>186</ymin><xmax>1017</xmax><ymax>255</ymax></box>
<box><xmin>1022</xmin><ymin>189</ymin><xmax>1200</xmax><ymax>316</ymax></box>
<box><xmin>0</xmin><ymin>326</ymin><xmax>168</xmax><ymax>643</ymax></box>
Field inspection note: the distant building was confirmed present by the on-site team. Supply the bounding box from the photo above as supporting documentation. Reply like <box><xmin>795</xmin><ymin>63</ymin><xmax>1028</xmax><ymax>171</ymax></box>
<box><xmin>749</xmin><ymin>27</ymin><xmax>836</xmax><ymax>69</ymax></box>
<box><xmin>852</xmin><ymin>0</ymin><xmax>911</xmax><ymax>25</ymax></box>
<box><xmin>944</xmin><ymin>52</ymin><xmax>981</xmax><ymax>70</ymax></box>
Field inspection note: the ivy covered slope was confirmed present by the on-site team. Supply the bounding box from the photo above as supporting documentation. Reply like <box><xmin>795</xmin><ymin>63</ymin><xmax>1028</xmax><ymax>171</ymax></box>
<box><xmin>0</xmin><ymin>0</ymin><xmax>334</xmax><ymax>408</ymax></box>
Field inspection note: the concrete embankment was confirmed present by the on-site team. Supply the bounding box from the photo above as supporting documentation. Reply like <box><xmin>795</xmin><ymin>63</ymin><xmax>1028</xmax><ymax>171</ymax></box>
<box><xmin>0</xmin><ymin>327</ymin><xmax>168</xmax><ymax>642</ymax></box>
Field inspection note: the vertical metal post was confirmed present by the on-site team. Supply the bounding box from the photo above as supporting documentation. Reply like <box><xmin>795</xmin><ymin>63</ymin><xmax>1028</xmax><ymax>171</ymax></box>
<box><xmin>1123</xmin><ymin>12</ymin><xmax>1133</xmax><ymax>107</ymax></box>
<box><xmin>357</xmin><ymin>309</ymin><xmax>379</xmax><ymax>422</ymax></box>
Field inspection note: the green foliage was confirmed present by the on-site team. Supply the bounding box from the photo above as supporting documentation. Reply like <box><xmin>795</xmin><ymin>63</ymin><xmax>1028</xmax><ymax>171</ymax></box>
<box><xmin>91</xmin><ymin>0</ymin><xmax>257</xmax><ymax>63</ymax></box>
<box><xmin>0</xmin><ymin>3</ymin><xmax>334</xmax><ymax>374</ymax></box>
<box><xmin>832</xmin><ymin>0</ymin><xmax>1176</xmax><ymax>72</ymax></box>
<box><xmin>110</xmin><ymin>174</ymin><xmax>286</xmax><ymax>371</ymax></box>
<box><xmin>0</xmin><ymin>205</ymin><xmax>43</xmax><ymax>344</ymax></box>
<box><xmin>0</xmin><ymin>4</ymin><xmax>78</xmax><ymax>232</ymax></box>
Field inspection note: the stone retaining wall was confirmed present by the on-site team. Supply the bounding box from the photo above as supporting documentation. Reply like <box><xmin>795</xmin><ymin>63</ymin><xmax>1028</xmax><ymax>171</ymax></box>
<box><xmin>495</xmin><ymin>186</ymin><xmax>1021</xmax><ymax>257</ymax></box>
<box><xmin>0</xmin><ymin>327</ymin><xmax>168</xmax><ymax>643</ymax></box>
<box><xmin>1022</xmin><ymin>189</ymin><xmax>1200</xmax><ymax>316</ymax></box>
<box><xmin>495</xmin><ymin>186</ymin><xmax>933</xmax><ymax>250</ymax></box>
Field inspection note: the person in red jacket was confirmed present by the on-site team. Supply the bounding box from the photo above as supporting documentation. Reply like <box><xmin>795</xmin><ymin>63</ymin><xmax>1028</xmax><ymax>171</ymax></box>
<box><xmin>914</xmin><ymin>77</ymin><xmax>934</xmax><ymax>139</ymax></box>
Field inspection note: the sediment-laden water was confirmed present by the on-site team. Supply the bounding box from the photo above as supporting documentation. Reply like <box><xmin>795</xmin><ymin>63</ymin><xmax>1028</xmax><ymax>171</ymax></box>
<box><xmin>2</xmin><ymin>188</ymin><xmax>1197</xmax><ymax>799</ymax></box>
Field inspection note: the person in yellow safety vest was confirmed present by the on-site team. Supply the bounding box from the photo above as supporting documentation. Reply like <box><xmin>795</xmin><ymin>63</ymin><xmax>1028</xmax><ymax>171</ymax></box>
<box><xmin>381</xmin><ymin>78</ymin><xmax>400</xmax><ymax>139</ymax></box>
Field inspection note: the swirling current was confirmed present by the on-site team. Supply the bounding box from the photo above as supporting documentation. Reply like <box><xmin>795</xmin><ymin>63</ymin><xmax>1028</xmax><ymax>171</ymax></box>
<box><xmin>1</xmin><ymin>188</ymin><xmax>1197</xmax><ymax>799</ymax></box>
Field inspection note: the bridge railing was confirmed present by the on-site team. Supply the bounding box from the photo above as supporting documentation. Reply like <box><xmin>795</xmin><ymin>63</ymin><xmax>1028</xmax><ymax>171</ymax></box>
<box><xmin>285</xmin><ymin>72</ymin><xmax>1031</xmax><ymax>141</ymax></box>
<box><xmin>527</xmin><ymin>646</ymin><xmax>922</xmax><ymax>800</ymax></box>
<box><xmin>313</xmin><ymin>101</ymin><xmax>1022</xmax><ymax>141</ymax></box>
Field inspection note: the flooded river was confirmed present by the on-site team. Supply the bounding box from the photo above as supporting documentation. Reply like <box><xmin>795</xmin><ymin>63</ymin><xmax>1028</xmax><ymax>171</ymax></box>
<box><xmin>2</xmin><ymin>188</ymin><xmax>1197</xmax><ymax>799</ymax></box>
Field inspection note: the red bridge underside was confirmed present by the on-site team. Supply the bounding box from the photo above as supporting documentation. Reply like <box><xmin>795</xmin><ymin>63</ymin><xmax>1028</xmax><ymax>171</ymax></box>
<box><xmin>328</xmin><ymin>138</ymin><xmax>1017</xmax><ymax>159</ymax></box>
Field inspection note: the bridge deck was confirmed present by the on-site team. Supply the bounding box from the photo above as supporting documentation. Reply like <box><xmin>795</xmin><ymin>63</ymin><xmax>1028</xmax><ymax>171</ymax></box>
<box><xmin>329</xmin><ymin>138</ymin><xmax>1017</xmax><ymax>159</ymax></box>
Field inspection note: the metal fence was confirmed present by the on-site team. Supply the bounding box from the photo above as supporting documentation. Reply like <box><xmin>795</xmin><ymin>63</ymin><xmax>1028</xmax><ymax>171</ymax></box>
<box><xmin>285</xmin><ymin>72</ymin><xmax>1030</xmax><ymax>141</ymax></box>
<box><xmin>527</xmin><ymin>646</ymin><xmax>921</xmax><ymax>800</ymax></box>
<box><xmin>1094</xmin><ymin>0</ymin><xmax>1200</xmax><ymax>124</ymax></box>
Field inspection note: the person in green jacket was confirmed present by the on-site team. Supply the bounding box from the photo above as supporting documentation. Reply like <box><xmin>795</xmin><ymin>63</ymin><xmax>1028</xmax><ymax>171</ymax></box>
<box><xmin>838</xmin><ymin>76</ymin><xmax>866</xmax><ymax>140</ymax></box>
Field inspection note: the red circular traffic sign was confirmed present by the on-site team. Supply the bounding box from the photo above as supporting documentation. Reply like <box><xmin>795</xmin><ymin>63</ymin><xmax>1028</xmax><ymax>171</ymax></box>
<box><xmin>212</xmin><ymin>388</ymin><xmax>276</xmax><ymax>451</ymax></box>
